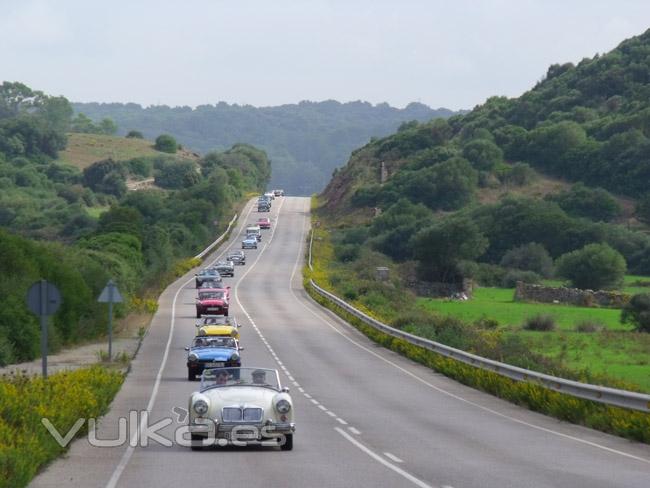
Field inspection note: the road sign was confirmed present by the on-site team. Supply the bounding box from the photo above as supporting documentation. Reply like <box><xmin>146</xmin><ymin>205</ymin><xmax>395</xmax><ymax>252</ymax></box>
<box><xmin>26</xmin><ymin>280</ymin><xmax>61</xmax><ymax>378</ymax></box>
<box><xmin>98</xmin><ymin>280</ymin><xmax>123</xmax><ymax>361</ymax></box>
<box><xmin>27</xmin><ymin>280</ymin><xmax>61</xmax><ymax>316</ymax></box>
<box><xmin>98</xmin><ymin>280</ymin><xmax>123</xmax><ymax>303</ymax></box>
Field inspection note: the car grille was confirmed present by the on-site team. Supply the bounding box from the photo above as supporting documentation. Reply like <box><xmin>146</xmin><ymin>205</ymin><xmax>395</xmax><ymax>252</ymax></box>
<box><xmin>222</xmin><ymin>407</ymin><xmax>263</xmax><ymax>423</ymax></box>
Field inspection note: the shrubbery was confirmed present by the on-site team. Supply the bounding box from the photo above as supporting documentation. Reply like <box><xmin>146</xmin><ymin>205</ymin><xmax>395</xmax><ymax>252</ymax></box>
<box><xmin>154</xmin><ymin>134</ymin><xmax>178</xmax><ymax>153</ymax></box>
<box><xmin>556</xmin><ymin>243</ymin><xmax>626</xmax><ymax>290</ymax></box>
<box><xmin>621</xmin><ymin>293</ymin><xmax>650</xmax><ymax>333</ymax></box>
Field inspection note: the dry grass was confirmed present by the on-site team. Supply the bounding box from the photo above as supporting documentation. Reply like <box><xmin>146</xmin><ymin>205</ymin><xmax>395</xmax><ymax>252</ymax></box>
<box><xmin>57</xmin><ymin>133</ymin><xmax>199</xmax><ymax>169</ymax></box>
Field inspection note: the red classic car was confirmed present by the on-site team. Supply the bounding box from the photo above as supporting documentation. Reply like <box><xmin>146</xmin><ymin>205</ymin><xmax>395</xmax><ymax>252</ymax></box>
<box><xmin>195</xmin><ymin>287</ymin><xmax>231</xmax><ymax>318</ymax></box>
<box><xmin>256</xmin><ymin>217</ymin><xmax>271</xmax><ymax>229</ymax></box>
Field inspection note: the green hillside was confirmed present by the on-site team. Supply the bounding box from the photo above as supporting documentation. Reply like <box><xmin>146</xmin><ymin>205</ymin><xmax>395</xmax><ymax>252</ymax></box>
<box><xmin>313</xmin><ymin>28</ymin><xmax>650</xmax><ymax>392</ymax></box>
<box><xmin>72</xmin><ymin>100</ymin><xmax>459</xmax><ymax>195</ymax></box>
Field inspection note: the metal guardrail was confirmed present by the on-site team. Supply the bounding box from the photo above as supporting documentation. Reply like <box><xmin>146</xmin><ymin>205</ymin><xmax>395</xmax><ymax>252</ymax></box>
<box><xmin>194</xmin><ymin>213</ymin><xmax>238</xmax><ymax>260</ymax></box>
<box><xmin>306</xmin><ymin>233</ymin><xmax>650</xmax><ymax>412</ymax></box>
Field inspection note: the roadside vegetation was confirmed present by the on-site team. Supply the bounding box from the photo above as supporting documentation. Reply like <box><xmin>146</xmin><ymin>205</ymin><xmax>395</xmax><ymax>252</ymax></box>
<box><xmin>0</xmin><ymin>366</ymin><xmax>124</xmax><ymax>488</ymax></box>
<box><xmin>0</xmin><ymin>82</ymin><xmax>270</xmax><ymax>365</ymax></box>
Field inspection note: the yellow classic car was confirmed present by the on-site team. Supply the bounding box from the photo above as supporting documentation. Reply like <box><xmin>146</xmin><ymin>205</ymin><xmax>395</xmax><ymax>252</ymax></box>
<box><xmin>197</xmin><ymin>325</ymin><xmax>240</xmax><ymax>341</ymax></box>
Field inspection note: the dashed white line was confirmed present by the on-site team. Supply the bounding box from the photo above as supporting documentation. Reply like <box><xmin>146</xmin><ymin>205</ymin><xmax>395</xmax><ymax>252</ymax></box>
<box><xmin>318</xmin><ymin>405</ymin><xmax>327</xmax><ymax>411</ymax></box>
<box><xmin>326</xmin><ymin>411</ymin><xmax>337</xmax><ymax>417</ymax></box>
<box><xmin>335</xmin><ymin>428</ymin><xmax>434</xmax><ymax>488</ymax></box>
<box><xmin>336</xmin><ymin>418</ymin><xmax>348</xmax><ymax>425</ymax></box>
<box><xmin>348</xmin><ymin>427</ymin><xmax>361</xmax><ymax>435</ymax></box>
<box><xmin>310</xmin><ymin>399</ymin><xmax>319</xmax><ymax>405</ymax></box>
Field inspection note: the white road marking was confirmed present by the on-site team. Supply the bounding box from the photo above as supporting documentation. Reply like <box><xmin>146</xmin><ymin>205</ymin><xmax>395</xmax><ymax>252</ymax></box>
<box><xmin>335</xmin><ymin>428</ymin><xmax>435</xmax><ymax>488</ymax></box>
<box><xmin>298</xmin><ymin>387</ymin><xmax>305</xmax><ymax>393</ymax></box>
<box><xmin>348</xmin><ymin>427</ymin><xmax>361</xmax><ymax>435</ymax></box>
<box><xmin>311</xmin><ymin>399</ymin><xmax>319</xmax><ymax>405</ymax></box>
<box><xmin>327</xmin><ymin>411</ymin><xmax>337</xmax><ymax>417</ymax></box>
<box><xmin>336</xmin><ymin>418</ymin><xmax>348</xmax><ymax>425</ymax></box>
<box><xmin>292</xmin><ymin>381</ymin><xmax>300</xmax><ymax>387</ymax></box>
<box><xmin>303</xmin><ymin>392</ymin><xmax>311</xmax><ymax>398</ymax></box>
<box><xmin>318</xmin><ymin>405</ymin><xmax>327</xmax><ymax>411</ymax></box>
<box><xmin>106</xmin><ymin>201</ymin><xmax>257</xmax><ymax>488</ymax></box>
<box><xmin>384</xmin><ymin>452</ymin><xmax>404</xmax><ymax>463</ymax></box>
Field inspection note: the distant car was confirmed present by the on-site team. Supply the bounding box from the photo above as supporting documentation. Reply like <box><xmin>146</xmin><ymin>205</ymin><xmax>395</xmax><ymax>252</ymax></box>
<box><xmin>196</xmin><ymin>288</ymin><xmax>230</xmax><ymax>317</ymax></box>
<box><xmin>256</xmin><ymin>217</ymin><xmax>271</xmax><ymax>229</ymax></box>
<box><xmin>185</xmin><ymin>336</ymin><xmax>242</xmax><ymax>381</ymax></box>
<box><xmin>242</xmin><ymin>237</ymin><xmax>257</xmax><ymax>249</ymax></box>
<box><xmin>226</xmin><ymin>250</ymin><xmax>246</xmax><ymax>265</ymax></box>
<box><xmin>195</xmin><ymin>314</ymin><xmax>239</xmax><ymax>329</ymax></box>
<box><xmin>197</xmin><ymin>325</ymin><xmax>240</xmax><ymax>341</ymax></box>
<box><xmin>188</xmin><ymin>367</ymin><xmax>295</xmax><ymax>450</ymax></box>
<box><xmin>257</xmin><ymin>200</ymin><xmax>271</xmax><ymax>212</ymax></box>
<box><xmin>214</xmin><ymin>260</ymin><xmax>235</xmax><ymax>277</ymax></box>
<box><xmin>195</xmin><ymin>268</ymin><xmax>222</xmax><ymax>288</ymax></box>
<box><xmin>246</xmin><ymin>225</ymin><xmax>262</xmax><ymax>241</ymax></box>
<box><xmin>273</xmin><ymin>189</ymin><xmax>284</xmax><ymax>197</ymax></box>
<box><xmin>264</xmin><ymin>192</ymin><xmax>275</xmax><ymax>200</ymax></box>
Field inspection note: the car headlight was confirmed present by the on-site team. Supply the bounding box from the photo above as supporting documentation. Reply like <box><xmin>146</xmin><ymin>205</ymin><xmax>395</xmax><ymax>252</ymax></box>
<box><xmin>193</xmin><ymin>399</ymin><xmax>209</xmax><ymax>416</ymax></box>
<box><xmin>230</xmin><ymin>353</ymin><xmax>240</xmax><ymax>361</ymax></box>
<box><xmin>276</xmin><ymin>399</ymin><xmax>291</xmax><ymax>414</ymax></box>
<box><xmin>188</xmin><ymin>353</ymin><xmax>199</xmax><ymax>362</ymax></box>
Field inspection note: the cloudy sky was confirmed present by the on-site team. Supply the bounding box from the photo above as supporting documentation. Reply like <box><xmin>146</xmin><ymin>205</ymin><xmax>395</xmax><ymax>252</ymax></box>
<box><xmin>1</xmin><ymin>0</ymin><xmax>649</xmax><ymax>110</ymax></box>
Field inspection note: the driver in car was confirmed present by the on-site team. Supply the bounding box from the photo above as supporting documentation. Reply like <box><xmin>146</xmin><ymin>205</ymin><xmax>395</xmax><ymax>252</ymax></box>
<box><xmin>252</xmin><ymin>369</ymin><xmax>267</xmax><ymax>385</ymax></box>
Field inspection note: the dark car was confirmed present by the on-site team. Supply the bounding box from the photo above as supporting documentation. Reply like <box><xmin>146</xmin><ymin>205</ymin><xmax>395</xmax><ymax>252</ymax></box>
<box><xmin>214</xmin><ymin>260</ymin><xmax>235</xmax><ymax>277</ymax></box>
<box><xmin>257</xmin><ymin>202</ymin><xmax>270</xmax><ymax>212</ymax></box>
<box><xmin>226</xmin><ymin>250</ymin><xmax>246</xmax><ymax>265</ymax></box>
<box><xmin>185</xmin><ymin>336</ymin><xmax>243</xmax><ymax>381</ymax></box>
<box><xmin>195</xmin><ymin>268</ymin><xmax>222</xmax><ymax>288</ymax></box>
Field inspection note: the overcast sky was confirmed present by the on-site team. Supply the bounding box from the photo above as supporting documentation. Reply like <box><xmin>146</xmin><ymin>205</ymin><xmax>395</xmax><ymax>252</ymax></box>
<box><xmin>1</xmin><ymin>0</ymin><xmax>649</xmax><ymax>111</ymax></box>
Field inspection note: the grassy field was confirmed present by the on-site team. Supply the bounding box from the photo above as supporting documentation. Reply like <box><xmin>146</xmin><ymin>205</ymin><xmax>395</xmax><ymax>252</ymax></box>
<box><xmin>57</xmin><ymin>133</ymin><xmax>199</xmax><ymax>169</ymax></box>
<box><xmin>418</xmin><ymin>286</ymin><xmax>650</xmax><ymax>391</ymax></box>
<box><xmin>543</xmin><ymin>275</ymin><xmax>650</xmax><ymax>295</ymax></box>
<box><xmin>417</xmin><ymin>287</ymin><xmax>626</xmax><ymax>330</ymax></box>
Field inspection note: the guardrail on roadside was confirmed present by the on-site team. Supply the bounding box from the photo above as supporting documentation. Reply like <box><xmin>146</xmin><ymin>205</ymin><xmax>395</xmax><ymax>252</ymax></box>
<box><xmin>194</xmin><ymin>213</ymin><xmax>238</xmax><ymax>260</ymax></box>
<box><xmin>306</xmin><ymin>233</ymin><xmax>650</xmax><ymax>412</ymax></box>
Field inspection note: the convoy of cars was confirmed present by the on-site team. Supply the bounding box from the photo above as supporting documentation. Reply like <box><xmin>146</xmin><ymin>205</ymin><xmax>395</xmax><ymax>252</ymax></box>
<box><xmin>187</xmin><ymin>191</ymin><xmax>294</xmax><ymax>450</ymax></box>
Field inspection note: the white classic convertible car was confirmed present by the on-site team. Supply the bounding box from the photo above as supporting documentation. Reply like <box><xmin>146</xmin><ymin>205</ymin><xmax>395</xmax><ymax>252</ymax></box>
<box><xmin>188</xmin><ymin>367</ymin><xmax>295</xmax><ymax>450</ymax></box>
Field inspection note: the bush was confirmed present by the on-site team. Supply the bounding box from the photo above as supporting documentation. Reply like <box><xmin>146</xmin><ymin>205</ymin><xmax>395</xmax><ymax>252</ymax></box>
<box><xmin>502</xmin><ymin>269</ymin><xmax>541</xmax><ymax>288</ymax></box>
<box><xmin>548</xmin><ymin>183</ymin><xmax>622</xmax><ymax>222</ymax></box>
<box><xmin>126</xmin><ymin>130</ymin><xmax>144</xmax><ymax>139</ymax></box>
<box><xmin>502</xmin><ymin>162</ymin><xmax>537</xmax><ymax>186</ymax></box>
<box><xmin>575</xmin><ymin>320</ymin><xmax>604</xmax><ymax>333</ymax></box>
<box><xmin>500</xmin><ymin>242</ymin><xmax>554</xmax><ymax>277</ymax></box>
<box><xmin>154</xmin><ymin>134</ymin><xmax>178</xmax><ymax>153</ymax></box>
<box><xmin>523</xmin><ymin>314</ymin><xmax>556</xmax><ymax>331</ymax></box>
<box><xmin>555</xmin><ymin>243</ymin><xmax>626</xmax><ymax>290</ymax></box>
<box><xmin>621</xmin><ymin>293</ymin><xmax>650</xmax><ymax>333</ymax></box>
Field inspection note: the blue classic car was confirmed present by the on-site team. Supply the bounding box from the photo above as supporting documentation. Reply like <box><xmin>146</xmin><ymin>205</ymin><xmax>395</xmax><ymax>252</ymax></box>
<box><xmin>185</xmin><ymin>336</ymin><xmax>243</xmax><ymax>381</ymax></box>
<box><xmin>242</xmin><ymin>237</ymin><xmax>258</xmax><ymax>249</ymax></box>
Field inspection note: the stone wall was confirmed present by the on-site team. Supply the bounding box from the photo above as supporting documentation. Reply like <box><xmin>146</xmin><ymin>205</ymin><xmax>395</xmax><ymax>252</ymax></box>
<box><xmin>514</xmin><ymin>281</ymin><xmax>630</xmax><ymax>308</ymax></box>
<box><xmin>409</xmin><ymin>279</ymin><xmax>474</xmax><ymax>298</ymax></box>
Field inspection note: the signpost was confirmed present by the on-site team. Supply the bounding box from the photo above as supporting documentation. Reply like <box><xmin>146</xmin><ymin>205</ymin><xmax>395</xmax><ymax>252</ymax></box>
<box><xmin>98</xmin><ymin>280</ymin><xmax>123</xmax><ymax>361</ymax></box>
<box><xmin>26</xmin><ymin>280</ymin><xmax>61</xmax><ymax>378</ymax></box>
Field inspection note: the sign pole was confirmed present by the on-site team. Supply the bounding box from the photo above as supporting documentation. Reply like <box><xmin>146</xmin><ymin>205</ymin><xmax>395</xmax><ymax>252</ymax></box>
<box><xmin>40</xmin><ymin>279</ymin><xmax>48</xmax><ymax>378</ymax></box>
<box><xmin>108</xmin><ymin>287</ymin><xmax>113</xmax><ymax>362</ymax></box>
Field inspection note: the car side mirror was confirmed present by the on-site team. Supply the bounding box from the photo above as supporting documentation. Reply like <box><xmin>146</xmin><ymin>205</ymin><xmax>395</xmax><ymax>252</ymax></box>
<box><xmin>184</xmin><ymin>346</ymin><xmax>189</xmax><ymax>351</ymax></box>
<box><xmin>281</xmin><ymin>387</ymin><xmax>290</xmax><ymax>393</ymax></box>
<box><xmin>238</xmin><ymin>347</ymin><xmax>245</xmax><ymax>351</ymax></box>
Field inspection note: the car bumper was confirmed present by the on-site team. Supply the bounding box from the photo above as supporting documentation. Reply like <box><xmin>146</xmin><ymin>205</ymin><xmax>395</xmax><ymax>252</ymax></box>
<box><xmin>190</xmin><ymin>420</ymin><xmax>295</xmax><ymax>438</ymax></box>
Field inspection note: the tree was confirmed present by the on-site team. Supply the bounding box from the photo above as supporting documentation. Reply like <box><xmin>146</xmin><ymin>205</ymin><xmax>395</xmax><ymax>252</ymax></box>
<box><xmin>412</xmin><ymin>215</ymin><xmax>488</xmax><ymax>281</ymax></box>
<box><xmin>621</xmin><ymin>293</ymin><xmax>650</xmax><ymax>333</ymax></box>
<box><xmin>126</xmin><ymin>130</ymin><xmax>144</xmax><ymax>139</ymax></box>
<box><xmin>635</xmin><ymin>192</ymin><xmax>650</xmax><ymax>224</ymax></box>
<box><xmin>548</xmin><ymin>183</ymin><xmax>621</xmax><ymax>222</ymax></box>
<box><xmin>99</xmin><ymin>118</ymin><xmax>118</xmax><ymax>135</ymax></box>
<box><xmin>154</xmin><ymin>134</ymin><xmax>178</xmax><ymax>153</ymax></box>
<box><xmin>462</xmin><ymin>138</ymin><xmax>503</xmax><ymax>170</ymax></box>
<box><xmin>555</xmin><ymin>243</ymin><xmax>626</xmax><ymax>290</ymax></box>
<box><xmin>500</xmin><ymin>242</ymin><xmax>554</xmax><ymax>277</ymax></box>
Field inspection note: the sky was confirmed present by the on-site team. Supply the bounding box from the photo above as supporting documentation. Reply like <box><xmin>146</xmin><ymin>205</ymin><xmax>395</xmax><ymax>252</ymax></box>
<box><xmin>1</xmin><ymin>0</ymin><xmax>649</xmax><ymax>111</ymax></box>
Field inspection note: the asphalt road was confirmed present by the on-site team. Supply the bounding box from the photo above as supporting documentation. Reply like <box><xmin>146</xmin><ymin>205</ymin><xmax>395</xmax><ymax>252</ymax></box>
<box><xmin>31</xmin><ymin>197</ymin><xmax>650</xmax><ymax>488</ymax></box>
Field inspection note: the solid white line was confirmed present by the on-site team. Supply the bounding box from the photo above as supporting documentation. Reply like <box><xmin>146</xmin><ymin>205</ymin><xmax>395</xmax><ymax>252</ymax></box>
<box><xmin>348</xmin><ymin>427</ymin><xmax>361</xmax><ymax>435</ymax></box>
<box><xmin>335</xmin><ymin>428</ymin><xmax>435</xmax><ymax>488</ymax></box>
<box><xmin>286</xmin><ymin>205</ymin><xmax>650</xmax><ymax>465</ymax></box>
<box><xmin>336</xmin><ymin>418</ymin><xmax>348</xmax><ymax>425</ymax></box>
<box><xmin>384</xmin><ymin>452</ymin><xmax>404</xmax><ymax>463</ymax></box>
<box><xmin>106</xmin><ymin>201</ymin><xmax>256</xmax><ymax>488</ymax></box>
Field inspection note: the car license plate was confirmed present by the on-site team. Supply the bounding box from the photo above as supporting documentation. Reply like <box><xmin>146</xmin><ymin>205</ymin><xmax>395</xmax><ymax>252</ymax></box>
<box><xmin>206</xmin><ymin>362</ymin><xmax>224</xmax><ymax>367</ymax></box>
<box><xmin>207</xmin><ymin>307</ymin><xmax>220</xmax><ymax>311</ymax></box>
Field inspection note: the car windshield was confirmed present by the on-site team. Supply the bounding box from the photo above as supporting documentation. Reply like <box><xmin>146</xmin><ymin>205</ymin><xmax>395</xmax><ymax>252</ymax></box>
<box><xmin>200</xmin><ymin>316</ymin><xmax>229</xmax><ymax>325</ymax></box>
<box><xmin>192</xmin><ymin>337</ymin><xmax>236</xmax><ymax>348</ymax></box>
<box><xmin>201</xmin><ymin>367</ymin><xmax>280</xmax><ymax>390</ymax></box>
<box><xmin>198</xmin><ymin>269</ymin><xmax>218</xmax><ymax>277</ymax></box>
<box><xmin>199</xmin><ymin>291</ymin><xmax>225</xmax><ymax>300</ymax></box>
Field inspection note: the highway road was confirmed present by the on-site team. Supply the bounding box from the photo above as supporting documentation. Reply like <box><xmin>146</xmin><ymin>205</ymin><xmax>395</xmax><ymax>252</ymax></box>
<box><xmin>31</xmin><ymin>197</ymin><xmax>650</xmax><ymax>488</ymax></box>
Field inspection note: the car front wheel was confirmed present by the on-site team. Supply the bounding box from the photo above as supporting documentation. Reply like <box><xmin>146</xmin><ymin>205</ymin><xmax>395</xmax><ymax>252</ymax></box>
<box><xmin>188</xmin><ymin>369</ymin><xmax>196</xmax><ymax>381</ymax></box>
<box><xmin>281</xmin><ymin>434</ymin><xmax>293</xmax><ymax>451</ymax></box>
